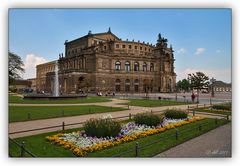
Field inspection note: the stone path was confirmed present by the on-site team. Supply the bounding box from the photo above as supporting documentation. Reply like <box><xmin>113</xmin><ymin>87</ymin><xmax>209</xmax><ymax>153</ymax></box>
<box><xmin>155</xmin><ymin>123</ymin><xmax>231</xmax><ymax>157</ymax></box>
<box><xmin>9</xmin><ymin>98</ymin><xmax>227</xmax><ymax>138</ymax></box>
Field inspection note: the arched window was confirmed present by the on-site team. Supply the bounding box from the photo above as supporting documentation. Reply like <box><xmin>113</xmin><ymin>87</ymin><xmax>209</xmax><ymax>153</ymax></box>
<box><xmin>168</xmin><ymin>78</ymin><xmax>172</xmax><ymax>92</ymax></box>
<box><xmin>125</xmin><ymin>79</ymin><xmax>130</xmax><ymax>92</ymax></box>
<box><xmin>134</xmin><ymin>62</ymin><xmax>139</xmax><ymax>71</ymax></box>
<box><xmin>143</xmin><ymin>79</ymin><xmax>149</xmax><ymax>93</ymax></box>
<box><xmin>150</xmin><ymin>63</ymin><xmax>154</xmax><ymax>72</ymax></box>
<box><xmin>115</xmin><ymin>79</ymin><xmax>121</xmax><ymax>92</ymax></box>
<box><xmin>150</xmin><ymin>80</ymin><xmax>154</xmax><ymax>92</ymax></box>
<box><xmin>143</xmin><ymin>62</ymin><xmax>147</xmax><ymax>71</ymax></box>
<box><xmin>115</xmin><ymin>61</ymin><xmax>121</xmax><ymax>71</ymax></box>
<box><xmin>134</xmin><ymin>79</ymin><xmax>139</xmax><ymax>92</ymax></box>
<box><xmin>125</xmin><ymin>61</ymin><xmax>131</xmax><ymax>72</ymax></box>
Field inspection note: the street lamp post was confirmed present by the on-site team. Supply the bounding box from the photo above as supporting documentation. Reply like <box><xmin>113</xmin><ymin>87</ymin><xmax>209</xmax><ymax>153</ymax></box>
<box><xmin>210</xmin><ymin>77</ymin><xmax>216</xmax><ymax>97</ymax></box>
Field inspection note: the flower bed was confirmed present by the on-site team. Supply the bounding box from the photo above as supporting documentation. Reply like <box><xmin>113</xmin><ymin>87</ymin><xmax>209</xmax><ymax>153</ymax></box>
<box><xmin>46</xmin><ymin>116</ymin><xmax>204</xmax><ymax>157</ymax></box>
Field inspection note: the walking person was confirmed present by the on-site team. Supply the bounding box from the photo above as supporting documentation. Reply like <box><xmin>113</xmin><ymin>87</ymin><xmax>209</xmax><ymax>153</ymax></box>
<box><xmin>191</xmin><ymin>93</ymin><xmax>196</xmax><ymax>103</ymax></box>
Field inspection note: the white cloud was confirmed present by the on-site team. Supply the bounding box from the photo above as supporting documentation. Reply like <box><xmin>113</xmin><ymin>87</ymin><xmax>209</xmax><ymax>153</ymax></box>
<box><xmin>177</xmin><ymin>68</ymin><xmax>231</xmax><ymax>83</ymax></box>
<box><xmin>216</xmin><ymin>49</ymin><xmax>221</xmax><ymax>53</ymax></box>
<box><xmin>22</xmin><ymin>54</ymin><xmax>48</xmax><ymax>79</ymax></box>
<box><xmin>195</xmin><ymin>48</ymin><xmax>206</xmax><ymax>55</ymax></box>
<box><xmin>177</xmin><ymin>48</ymin><xmax>187</xmax><ymax>54</ymax></box>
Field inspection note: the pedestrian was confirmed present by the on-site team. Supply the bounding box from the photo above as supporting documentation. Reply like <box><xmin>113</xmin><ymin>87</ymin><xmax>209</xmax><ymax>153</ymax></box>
<box><xmin>191</xmin><ymin>93</ymin><xmax>196</xmax><ymax>103</ymax></box>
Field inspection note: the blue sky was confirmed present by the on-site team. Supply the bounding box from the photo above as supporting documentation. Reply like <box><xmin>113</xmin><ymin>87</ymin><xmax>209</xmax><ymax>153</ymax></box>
<box><xmin>9</xmin><ymin>9</ymin><xmax>231</xmax><ymax>83</ymax></box>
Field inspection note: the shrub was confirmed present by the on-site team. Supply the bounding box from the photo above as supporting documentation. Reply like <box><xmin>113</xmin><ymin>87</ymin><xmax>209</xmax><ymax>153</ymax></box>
<box><xmin>212</xmin><ymin>103</ymin><xmax>231</xmax><ymax>111</ymax></box>
<box><xmin>83</xmin><ymin>117</ymin><xmax>121</xmax><ymax>138</ymax></box>
<box><xmin>134</xmin><ymin>112</ymin><xmax>163</xmax><ymax>127</ymax></box>
<box><xmin>164</xmin><ymin>109</ymin><xmax>188</xmax><ymax>119</ymax></box>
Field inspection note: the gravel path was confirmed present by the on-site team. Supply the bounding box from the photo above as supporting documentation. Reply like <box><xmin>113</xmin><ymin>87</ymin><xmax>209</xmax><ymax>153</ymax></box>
<box><xmin>9</xmin><ymin>98</ymin><xmax>228</xmax><ymax>138</ymax></box>
<box><xmin>8</xmin><ymin>103</ymin><xmax>192</xmax><ymax>138</ymax></box>
<box><xmin>155</xmin><ymin>123</ymin><xmax>231</xmax><ymax>157</ymax></box>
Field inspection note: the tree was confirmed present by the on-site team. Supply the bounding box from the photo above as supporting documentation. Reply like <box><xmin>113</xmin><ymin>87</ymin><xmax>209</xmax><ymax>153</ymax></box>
<box><xmin>176</xmin><ymin>79</ymin><xmax>190</xmax><ymax>92</ymax></box>
<box><xmin>181</xmin><ymin>79</ymin><xmax>190</xmax><ymax>92</ymax></box>
<box><xmin>176</xmin><ymin>80</ymin><xmax>182</xmax><ymax>92</ymax></box>
<box><xmin>188</xmin><ymin>72</ymin><xmax>209</xmax><ymax>103</ymax></box>
<box><xmin>9</xmin><ymin>52</ymin><xmax>25</xmax><ymax>85</ymax></box>
<box><xmin>79</xmin><ymin>77</ymin><xmax>92</xmax><ymax>94</ymax></box>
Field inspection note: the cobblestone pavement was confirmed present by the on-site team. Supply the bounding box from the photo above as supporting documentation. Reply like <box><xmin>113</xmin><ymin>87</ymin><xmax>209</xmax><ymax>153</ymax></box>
<box><xmin>155</xmin><ymin>123</ymin><xmax>231</xmax><ymax>158</ymax></box>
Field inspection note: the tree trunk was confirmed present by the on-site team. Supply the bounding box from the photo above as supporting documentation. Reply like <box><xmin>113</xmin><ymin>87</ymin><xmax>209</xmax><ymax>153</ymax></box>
<box><xmin>197</xmin><ymin>89</ymin><xmax>199</xmax><ymax>103</ymax></box>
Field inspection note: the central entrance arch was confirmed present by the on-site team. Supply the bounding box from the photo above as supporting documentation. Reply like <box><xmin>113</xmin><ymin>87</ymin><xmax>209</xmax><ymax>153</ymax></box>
<box><xmin>77</xmin><ymin>76</ymin><xmax>85</xmax><ymax>93</ymax></box>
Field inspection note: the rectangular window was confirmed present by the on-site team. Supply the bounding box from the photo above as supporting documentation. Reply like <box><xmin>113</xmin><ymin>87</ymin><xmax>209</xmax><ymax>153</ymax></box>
<box><xmin>135</xmin><ymin>46</ymin><xmax>138</xmax><ymax>49</ymax></box>
<box><xmin>145</xmin><ymin>47</ymin><xmax>147</xmax><ymax>51</ymax></box>
<box><xmin>116</xmin><ymin>44</ymin><xmax>119</xmax><ymax>48</ymax></box>
<box><xmin>122</xmin><ymin>45</ymin><xmax>126</xmax><ymax>48</ymax></box>
<box><xmin>104</xmin><ymin>46</ymin><xmax>107</xmax><ymax>50</ymax></box>
<box><xmin>140</xmin><ymin>46</ymin><xmax>142</xmax><ymax>50</ymax></box>
<box><xmin>128</xmin><ymin>45</ymin><xmax>132</xmax><ymax>49</ymax></box>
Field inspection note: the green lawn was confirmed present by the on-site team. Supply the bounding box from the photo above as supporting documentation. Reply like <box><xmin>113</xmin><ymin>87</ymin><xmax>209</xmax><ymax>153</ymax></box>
<box><xmin>124</xmin><ymin>99</ymin><xmax>189</xmax><ymax>107</ymax></box>
<box><xmin>9</xmin><ymin>95</ymin><xmax>111</xmax><ymax>104</ymax></box>
<box><xmin>195</xmin><ymin>108</ymin><xmax>231</xmax><ymax>116</ymax></box>
<box><xmin>9</xmin><ymin>118</ymin><xmax>229</xmax><ymax>157</ymax></box>
<box><xmin>9</xmin><ymin>105</ymin><xmax>127</xmax><ymax>122</ymax></box>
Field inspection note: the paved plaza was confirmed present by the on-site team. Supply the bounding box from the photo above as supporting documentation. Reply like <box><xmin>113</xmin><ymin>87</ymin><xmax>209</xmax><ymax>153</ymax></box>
<box><xmin>155</xmin><ymin>123</ymin><xmax>231</xmax><ymax>157</ymax></box>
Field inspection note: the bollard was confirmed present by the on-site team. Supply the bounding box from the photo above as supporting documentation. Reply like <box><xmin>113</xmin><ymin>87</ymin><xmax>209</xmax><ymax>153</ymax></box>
<box><xmin>62</xmin><ymin>121</ymin><xmax>65</xmax><ymax>130</ymax></box>
<box><xmin>175</xmin><ymin>130</ymin><xmax>179</xmax><ymax>140</ymax></box>
<box><xmin>20</xmin><ymin>141</ymin><xmax>25</xmax><ymax>157</ymax></box>
<box><xmin>199</xmin><ymin>124</ymin><xmax>202</xmax><ymax>131</ymax></box>
<box><xmin>188</xmin><ymin>105</ymin><xmax>189</xmax><ymax>110</ymax></box>
<box><xmin>135</xmin><ymin>142</ymin><xmax>139</xmax><ymax>157</ymax></box>
<box><xmin>27</xmin><ymin>113</ymin><xmax>31</xmax><ymax>120</ymax></box>
<box><xmin>129</xmin><ymin>113</ymin><xmax>132</xmax><ymax>120</ymax></box>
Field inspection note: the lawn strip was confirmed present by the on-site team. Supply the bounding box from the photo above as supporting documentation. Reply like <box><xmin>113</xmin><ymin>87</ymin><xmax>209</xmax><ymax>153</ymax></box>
<box><xmin>124</xmin><ymin>99</ymin><xmax>189</xmax><ymax>107</ymax></box>
<box><xmin>9</xmin><ymin>105</ymin><xmax>127</xmax><ymax>122</ymax></box>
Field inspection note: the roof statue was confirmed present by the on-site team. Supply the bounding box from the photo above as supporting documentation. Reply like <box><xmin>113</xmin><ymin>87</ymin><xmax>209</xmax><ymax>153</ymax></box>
<box><xmin>108</xmin><ymin>27</ymin><xmax>111</xmax><ymax>33</ymax></box>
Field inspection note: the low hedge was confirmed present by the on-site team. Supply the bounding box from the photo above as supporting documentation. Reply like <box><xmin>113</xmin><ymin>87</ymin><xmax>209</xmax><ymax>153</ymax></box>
<box><xmin>83</xmin><ymin>118</ymin><xmax>121</xmax><ymax>138</ymax></box>
<box><xmin>164</xmin><ymin>109</ymin><xmax>188</xmax><ymax>119</ymax></box>
<box><xmin>134</xmin><ymin>112</ymin><xmax>163</xmax><ymax>127</ymax></box>
<box><xmin>212</xmin><ymin>103</ymin><xmax>231</xmax><ymax>111</ymax></box>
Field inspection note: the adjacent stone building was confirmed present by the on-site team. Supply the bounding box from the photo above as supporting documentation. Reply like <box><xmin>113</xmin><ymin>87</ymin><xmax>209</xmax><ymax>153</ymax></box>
<box><xmin>36</xmin><ymin>28</ymin><xmax>176</xmax><ymax>94</ymax></box>
<box><xmin>36</xmin><ymin>61</ymin><xmax>55</xmax><ymax>93</ymax></box>
<box><xmin>213</xmin><ymin>81</ymin><xmax>232</xmax><ymax>92</ymax></box>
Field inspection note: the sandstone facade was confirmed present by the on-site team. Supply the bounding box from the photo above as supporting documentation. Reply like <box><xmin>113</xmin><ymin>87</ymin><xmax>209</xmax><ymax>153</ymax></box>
<box><xmin>36</xmin><ymin>28</ymin><xmax>176</xmax><ymax>94</ymax></box>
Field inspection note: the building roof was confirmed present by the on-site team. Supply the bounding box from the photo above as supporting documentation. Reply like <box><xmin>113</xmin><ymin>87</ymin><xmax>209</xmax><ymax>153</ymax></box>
<box><xmin>36</xmin><ymin>60</ymin><xmax>56</xmax><ymax>68</ymax></box>
<box><xmin>15</xmin><ymin>79</ymin><xmax>32</xmax><ymax>86</ymax></box>
<box><xmin>65</xmin><ymin>27</ymin><xmax>120</xmax><ymax>44</ymax></box>
<box><xmin>214</xmin><ymin>80</ymin><xmax>231</xmax><ymax>87</ymax></box>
